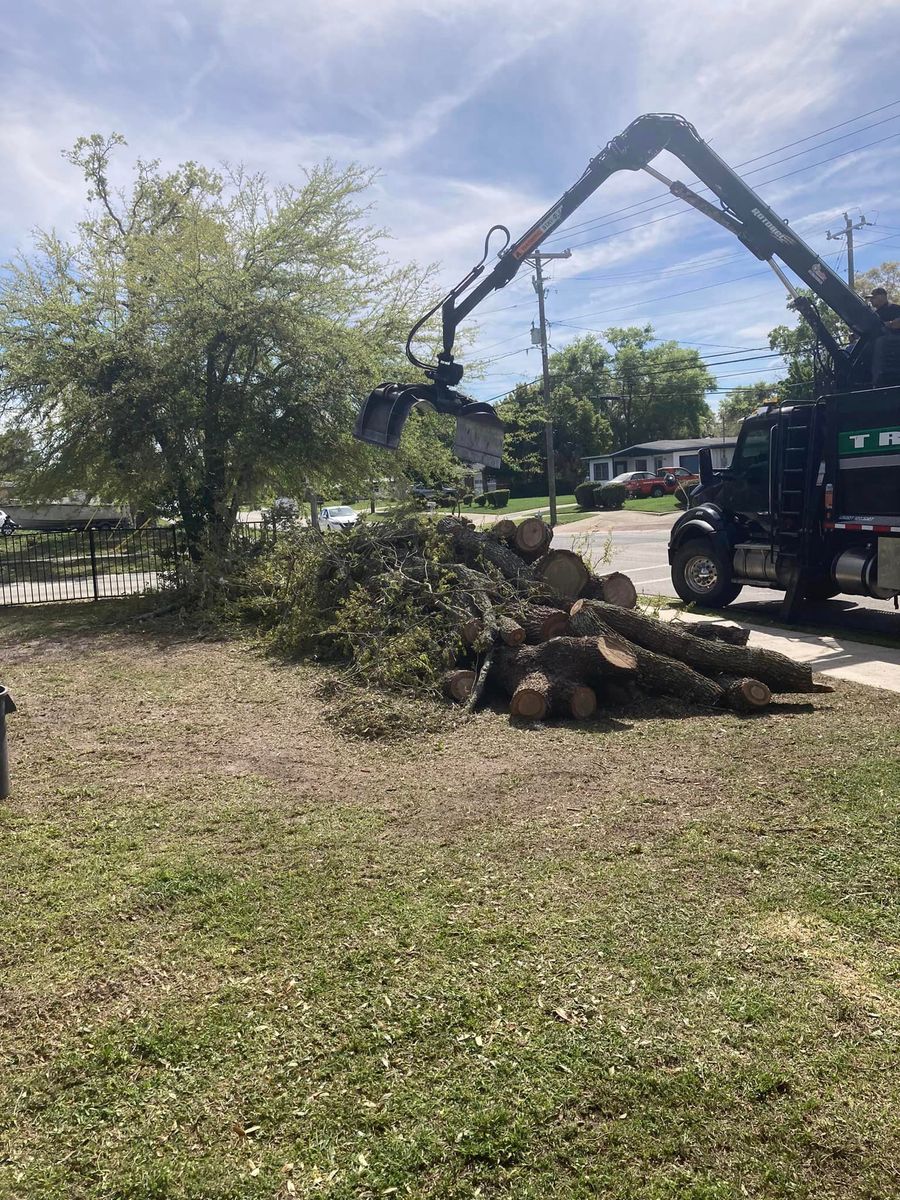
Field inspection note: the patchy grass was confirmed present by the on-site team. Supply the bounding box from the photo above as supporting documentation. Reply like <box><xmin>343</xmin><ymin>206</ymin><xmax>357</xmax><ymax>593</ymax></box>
<box><xmin>0</xmin><ymin>604</ymin><xmax>898</xmax><ymax>1199</ymax></box>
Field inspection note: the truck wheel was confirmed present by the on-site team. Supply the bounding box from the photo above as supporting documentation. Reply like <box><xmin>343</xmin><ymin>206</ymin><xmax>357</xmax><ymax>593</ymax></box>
<box><xmin>650</xmin><ymin>485</ymin><xmax>665</xmax><ymax>498</ymax></box>
<box><xmin>672</xmin><ymin>539</ymin><xmax>741</xmax><ymax>608</ymax></box>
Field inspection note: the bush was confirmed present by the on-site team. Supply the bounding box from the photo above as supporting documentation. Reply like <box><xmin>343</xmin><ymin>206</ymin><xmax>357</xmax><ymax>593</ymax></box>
<box><xmin>489</xmin><ymin>489</ymin><xmax>510</xmax><ymax>509</ymax></box>
<box><xmin>461</xmin><ymin>494</ymin><xmax>473</xmax><ymax>506</ymax></box>
<box><xmin>594</xmin><ymin>482</ymin><xmax>627</xmax><ymax>510</ymax></box>
<box><xmin>473</xmin><ymin>493</ymin><xmax>487</xmax><ymax>507</ymax></box>
<box><xmin>575</xmin><ymin>482</ymin><xmax>598</xmax><ymax>510</ymax></box>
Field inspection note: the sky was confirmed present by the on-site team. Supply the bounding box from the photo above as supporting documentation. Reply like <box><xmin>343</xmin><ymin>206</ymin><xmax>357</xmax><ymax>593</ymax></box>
<box><xmin>3</xmin><ymin>0</ymin><xmax>900</xmax><ymax>423</ymax></box>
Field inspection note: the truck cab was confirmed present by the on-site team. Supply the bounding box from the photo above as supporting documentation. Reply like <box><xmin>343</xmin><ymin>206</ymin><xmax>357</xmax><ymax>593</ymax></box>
<box><xmin>669</xmin><ymin>388</ymin><xmax>900</xmax><ymax>615</ymax></box>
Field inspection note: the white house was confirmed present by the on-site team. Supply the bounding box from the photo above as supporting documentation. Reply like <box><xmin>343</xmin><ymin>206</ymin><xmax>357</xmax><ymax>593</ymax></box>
<box><xmin>583</xmin><ymin>437</ymin><xmax>737</xmax><ymax>483</ymax></box>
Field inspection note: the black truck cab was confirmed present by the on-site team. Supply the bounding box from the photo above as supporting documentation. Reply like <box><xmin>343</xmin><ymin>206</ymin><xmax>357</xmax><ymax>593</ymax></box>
<box><xmin>669</xmin><ymin>388</ymin><xmax>900</xmax><ymax>615</ymax></box>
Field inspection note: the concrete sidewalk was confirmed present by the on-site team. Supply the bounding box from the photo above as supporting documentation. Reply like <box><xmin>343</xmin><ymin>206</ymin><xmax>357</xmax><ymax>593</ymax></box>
<box><xmin>667</xmin><ymin>608</ymin><xmax>900</xmax><ymax>694</ymax></box>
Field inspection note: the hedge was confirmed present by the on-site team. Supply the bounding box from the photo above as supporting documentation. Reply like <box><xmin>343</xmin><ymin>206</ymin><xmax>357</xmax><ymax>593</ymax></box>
<box><xmin>575</xmin><ymin>482</ymin><xmax>598</xmax><ymax>510</ymax></box>
<box><xmin>594</xmin><ymin>482</ymin><xmax>627</xmax><ymax>510</ymax></box>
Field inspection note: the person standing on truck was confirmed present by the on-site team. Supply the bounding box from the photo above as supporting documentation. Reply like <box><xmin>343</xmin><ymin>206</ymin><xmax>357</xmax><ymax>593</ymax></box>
<box><xmin>867</xmin><ymin>286</ymin><xmax>900</xmax><ymax>330</ymax></box>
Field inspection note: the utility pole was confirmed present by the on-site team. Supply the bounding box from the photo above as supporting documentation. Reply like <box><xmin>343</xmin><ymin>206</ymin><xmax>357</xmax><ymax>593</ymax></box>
<box><xmin>529</xmin><ymin>248</ymin><xmax>571</xmax><ymax>526</ymax></box>
<box><xmin>826</xmin><ymin>212</ymin><xmax>868</xmax><ymax>288</ymax></box>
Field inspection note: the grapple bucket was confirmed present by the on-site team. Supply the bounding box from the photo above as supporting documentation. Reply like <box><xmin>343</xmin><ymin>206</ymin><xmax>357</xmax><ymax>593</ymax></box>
<box><xmin>355</xmin><ymin>383</ymin><xmax>504</xmax><ymax>468</ymax></box>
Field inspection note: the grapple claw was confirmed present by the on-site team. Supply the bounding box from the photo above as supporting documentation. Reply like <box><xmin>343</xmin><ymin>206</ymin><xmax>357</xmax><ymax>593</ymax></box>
<box><xmin>355</xmin><ymin>383</ymin><xmax>504</xmax><ymax>468</ymax></box>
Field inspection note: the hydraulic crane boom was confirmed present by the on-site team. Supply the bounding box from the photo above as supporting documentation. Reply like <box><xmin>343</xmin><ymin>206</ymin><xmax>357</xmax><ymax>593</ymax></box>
<box><xmin>355</xmin><ymin>113</ymin><xmax>885</xmax><ymax>466</ymax></box>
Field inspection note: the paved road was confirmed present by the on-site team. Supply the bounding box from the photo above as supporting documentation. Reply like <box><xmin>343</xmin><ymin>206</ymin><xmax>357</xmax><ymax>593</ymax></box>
<box><xmin>0</xmin><ymin>571</ymin><xmax>160</xmax><ymax>606</ymax></box>
<box><xmin>554</xmin><ymin>523</ymin><xmax>900</xmax><ymax>641</ymax></box>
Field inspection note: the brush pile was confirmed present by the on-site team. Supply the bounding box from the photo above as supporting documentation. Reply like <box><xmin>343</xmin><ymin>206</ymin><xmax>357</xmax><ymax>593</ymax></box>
<box><xmin>233</xmin><ymin>513</ymin><xmax>829</xmax><ymax>720</ymax></box>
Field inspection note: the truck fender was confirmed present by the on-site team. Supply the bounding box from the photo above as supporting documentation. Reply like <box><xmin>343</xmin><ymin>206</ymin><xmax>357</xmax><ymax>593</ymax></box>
<box><xmin>668</xmin><ymin>508</ymin><xmax>731</xmax><ymax>563</ymax></box>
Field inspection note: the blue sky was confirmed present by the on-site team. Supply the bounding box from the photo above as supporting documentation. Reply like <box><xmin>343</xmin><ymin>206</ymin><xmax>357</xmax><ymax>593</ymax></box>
<box><xmin>3</xmin><ymin>0</ymin><xmax>900</xmax><ymax>416</ymax></box>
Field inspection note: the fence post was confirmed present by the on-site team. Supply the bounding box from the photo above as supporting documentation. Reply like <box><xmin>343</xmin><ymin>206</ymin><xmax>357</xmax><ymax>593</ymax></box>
<box><xmin>88</xmin><ymin>528</ymin><xmax>100</xmax><ymax>601</ymax></box>
<box><xmin>170</xmin><ymin>526</ymin><xmax>180</xmax><ymax>587</ymax></box>
<box><xmin>0</xmin><ymin>686</ymin><xmax>15</xmax><ymax>800</ymax></box>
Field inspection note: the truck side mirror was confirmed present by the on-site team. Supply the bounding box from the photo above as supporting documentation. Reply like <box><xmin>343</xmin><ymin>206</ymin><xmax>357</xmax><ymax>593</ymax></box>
<box><xmin>698</xmin><ymin>447</ymin><xmax>714</xmax><ymax>487</ymax></box>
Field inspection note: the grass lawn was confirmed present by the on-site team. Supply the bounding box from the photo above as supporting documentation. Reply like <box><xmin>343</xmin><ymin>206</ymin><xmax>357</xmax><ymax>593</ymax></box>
<box><xmin>623</xmin><ymin>495</ymin><xmax>682</xmax><ymax>514</ymax></box>
<box><xmin>1</xmin><ymin>603</ymin><xmax>898</xmax><ymax>1199</ymax></box>
<box><xmin>450</xmin><ymin>494</ymin><xmax>576</xmax><ymax>515</ymax></box>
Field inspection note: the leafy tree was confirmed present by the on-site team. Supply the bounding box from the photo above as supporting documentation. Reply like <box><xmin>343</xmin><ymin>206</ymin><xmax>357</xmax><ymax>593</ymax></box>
<box><xmin>716</xmin><ymin>382</ymin><xmax>776</xmax><ymax>434</ymax></box>
<box><xmin>0</xmin><ymin>134</ymin><xmax>430</xmax><ymax>555</ymax></box>
<box><xmin>767</xmin><ymin>291</ymin><xmax>847</xmax><ymax>404</ymax></box>
<box><xmin>855</xmin><ymin>260</ymin><xmax>900</xmax><ymax>299</ymax></box>
<box><xmin>600</xmin><ymin>326</ymin><xmax>716</xmax><ymax>446</ymax></box>
<box><xmin>496</xmin><ymin>379</ymin><xmax>611</xmax><ymax>491</ymax></box>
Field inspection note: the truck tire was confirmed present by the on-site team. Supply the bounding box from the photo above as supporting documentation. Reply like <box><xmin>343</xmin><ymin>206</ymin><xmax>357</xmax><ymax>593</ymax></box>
<box><xmin>672</xmin><ymin>538</ymin><xmax>742</xmax><ymax>609</ymax></box>
<box><xmin>650</xmin><ymin>485</ymin><xmax>665</xmax><ymax>498</ymax></box>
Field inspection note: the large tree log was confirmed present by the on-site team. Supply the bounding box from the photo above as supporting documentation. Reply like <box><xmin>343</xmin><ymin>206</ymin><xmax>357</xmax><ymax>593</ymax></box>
<box><xmin>437</xmin><ymin>516</ymin><xmax>534</xmax><ymax>584</ymax></box>
<box><xmin>534</xmin><ymin>549</ymin><xmax>591</xmax><ymax>599</ymax></box>
<box><xmin>520</xmin><ymin>603</ymin><xmax>570</xmax><ymax>643</ymax></box>
<box><xmin>570</xmin><ymin>599</ymin><xmax>818</xmax><ymax>694</ymax></box>
<box><xmin>582</xmin><ymin>571</ymin><xmax>638</xmax><ymax>609</ymax></box>
<box><xmin>506</xmin><ymin>671</ymin><xmax>598</xmax><ymax>721</ymax></box>
<box><xmin>568</xmin><ymin>602</ymin><xmax>724</xmax><ymax>706</ymax></box>
<box><xmin>493</xmin><ymin>638</ymin><xmax>636</xmax><ymax>706</ymax></box>
<box><xmin>513</xmin><ymin>517</ymin><xmax>553</xmax><ymax>562</ymax></box>
<box><xmin>497</xmin><ymin>615</ymin><xmax>526</xmax><ymax>646</ymax></box>
<box><xmin>680</xmin><ymin>621</ymin><xmax>750</xmax><ymax>646</ymax></box>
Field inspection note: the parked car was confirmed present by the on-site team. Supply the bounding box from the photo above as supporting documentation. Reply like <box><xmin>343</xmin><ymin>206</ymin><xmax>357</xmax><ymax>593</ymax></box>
<box><xmin>0</xmin><ymin>508</ymin><xmax>17</xmax><ymax>536</ymax></box>
<box><xmin>611</xmin><ymin>470</ymin><xmax>698</xmax><ymax>499</ymax></box>
<box><xmin>319</xmin><ymin>505</ymin><xmax>359</xmax><ymax>531</ymax></box>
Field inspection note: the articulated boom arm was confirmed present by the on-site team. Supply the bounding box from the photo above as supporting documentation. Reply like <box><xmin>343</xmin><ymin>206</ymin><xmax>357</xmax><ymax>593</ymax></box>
<box><xmin>355</xmin><ymin>113</ymin><xmax>883</xmax><ymax>465</ymax></box>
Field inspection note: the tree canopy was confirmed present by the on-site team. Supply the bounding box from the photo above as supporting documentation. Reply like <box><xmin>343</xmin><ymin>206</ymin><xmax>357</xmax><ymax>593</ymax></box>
<box><xmin>0</xmin><ymin>134</ymin><xmax>434</xmax><ymax>550</ymax></box>
<box><xmin>716</xmin><ymin>382</ymin><xmax>777</xmax><ymax>434</ymax></box>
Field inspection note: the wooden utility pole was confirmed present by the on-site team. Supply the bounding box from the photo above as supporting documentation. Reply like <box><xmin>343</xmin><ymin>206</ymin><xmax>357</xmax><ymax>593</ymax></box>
<box><xmin>530</xmin><ymin>248</ymin><xmax>570</xmax><ymax>526</ymax></box>
<box><xmin>826</xmin><ymin>212</ymin><xmax>868</xmax><ymax>288</ymax></box>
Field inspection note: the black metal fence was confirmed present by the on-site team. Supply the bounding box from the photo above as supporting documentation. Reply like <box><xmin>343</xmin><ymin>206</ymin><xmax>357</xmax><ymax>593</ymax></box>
<box><xmin>0</xmin><ymin>522</ymin><xmax>274</xmax><ymax>607</ymax></box>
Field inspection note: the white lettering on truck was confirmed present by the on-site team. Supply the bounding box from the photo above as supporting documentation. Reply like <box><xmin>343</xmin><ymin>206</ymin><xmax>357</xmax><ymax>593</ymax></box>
<box><xmin>879</xmin><ymin>431</ymin><xmax>900</xmax><ymax>447</ymax></box>
<box><xmin>850</xmin><ymin>434</ymin><xmax>870</xmax><ymax>449</ymax></box>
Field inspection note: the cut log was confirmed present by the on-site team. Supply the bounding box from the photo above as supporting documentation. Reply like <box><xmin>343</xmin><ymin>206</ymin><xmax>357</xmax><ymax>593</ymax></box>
<box><xmin>534</xmin><ymin>549</ymin><xmax>591</xmax><ymax>599</ymax></box>
<box><xmin>681</xmin><ymin>620</ymin><xmax>750</xmax><ymax>646</ymax></box>
<box><xmin>520</xmin><ymin>603</ymin><xmax>570</xmax><ymax>643</ymax></box>
<box><xmin>582</xmin><ymin>571</ymin><xmax>638</xmax><ymax>609</ymax></box>
<box><xmin>552</xmin><ymin>682</ymin><xmax>598</xmax><ymax>720</ymax></box>
<box><xmin>497</xmin><ymin>615</ymin><xmax>526</xmax><ymax>646</ymax></box>
<box><xmin>490</xmin><ymin>518</ymin><xmax>517</xmax><ymax>543</ymax></box>
<box><xmin>715</xmin><ymin>673</ymin><xmax>771</xmax><ymax>712</ymax></box>
<box><xmin>492</xmin><ymin>638</ymin><xmax>636</xmax><ymax>715</ymax></box>
<box><xmin>568</xmin><ymin>601</ymin><xmax>724</xmax><ymax>706</ymax></box>
<box><xmin>569</xmin><ymin>599</ymin><xmax>818</xmax><ymax>694</ymax></box>
<box><xmin>443</xmin><ymin>669</ymin><xmax>476</xmax><ymax>703</ymax></box>
<box><xmin>513</xmin><ymin>517</ymin><xmax>553</xmax><ymax>562</ymax></box>
<box><xmin>437</xmin><ymin>516</ymin><xmax>534</xmax><ymax>584</ymax></box>
<box><xmin>510</xmin><ymin>671</ymin><xmax>552</xmax><ymax>720</ymax></box>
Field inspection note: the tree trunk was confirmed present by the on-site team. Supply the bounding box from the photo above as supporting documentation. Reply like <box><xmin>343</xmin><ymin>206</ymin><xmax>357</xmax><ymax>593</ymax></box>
<box><xmin>513</xmin><ymin>517</ymin><xmax>553</xmax><ymax>562</ymax></box>
<box><xmin>520</xmin><ymin>604</ymin><xmax>570</xmax><ymax>643</ymax></box>
<box><xmin>681</xmin><ymin>621</ymin><xmax>750</xmax><ymax>646</ymax></box>
<box><xmin>582</xmin><ymin>571</ymin><xmax>638</xmax><ymax>608</ymax></box>
<box><xmin>534</xmin><ymin>549</ymin><xmax>591</xmax><ymax>599</ymax></box>
<box><xmin>506</xmin><ymin>671</ymin><xmax>597</xmax><ymax>722</ymax></box>
<box><xmin>570</xmin><ymin>599</ymin><xmax>818</xmax><ymax>693</ymax></box>
<box><xmin>497</xmin><ymin>615</ymin><xmax>526</xmax><ymax>646</ymax></box>
<box><xmin>492</xmin><ymin>637</ymin><xmax>636</xmax><ymax>705</ymax></box>
<box><xmin>443</xmin><ymin>669</ymin><xmax>477</xmax><ymax>703</ymax></box>
<box><xmin>568</xmin><ymin>601</ymin><xmax>724</xmax><ymax>706</ymax></box>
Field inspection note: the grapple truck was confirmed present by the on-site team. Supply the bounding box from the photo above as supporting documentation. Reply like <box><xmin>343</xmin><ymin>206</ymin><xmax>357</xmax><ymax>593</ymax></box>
<box><xmin>354</xmin><ymin>112</ymin><xmax>900</xmax><ymax>617</ymax></box>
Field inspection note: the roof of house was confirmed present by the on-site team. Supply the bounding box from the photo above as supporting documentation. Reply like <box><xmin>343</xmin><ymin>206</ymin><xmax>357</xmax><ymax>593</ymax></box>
<box><xmin>584</xmin><ymin>437</ymin><xmax>737</xmax><ymax>460</ymax></box>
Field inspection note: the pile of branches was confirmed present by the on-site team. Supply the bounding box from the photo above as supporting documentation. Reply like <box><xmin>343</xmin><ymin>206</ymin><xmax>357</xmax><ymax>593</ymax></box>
<box><xmin>231</xmin><ymin>513</ymin><xmax>830</xmax><ymax>719</ymax></box>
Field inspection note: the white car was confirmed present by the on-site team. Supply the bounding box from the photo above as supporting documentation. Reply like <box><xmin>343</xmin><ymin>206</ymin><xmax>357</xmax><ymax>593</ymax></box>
<box><xmin>319</xmin><ymin>505</ymin><xmax>359</xmax><ymax>531</ymax></box>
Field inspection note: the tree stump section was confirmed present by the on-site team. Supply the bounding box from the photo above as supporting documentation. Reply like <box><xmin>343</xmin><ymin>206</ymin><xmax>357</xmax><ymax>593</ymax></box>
<box><xmin>535</xmin><ymin>549</ymin><xmax>591</xmax><ymax>599</ymax></box>
<box><xmin>521</xmin><ymin>604</ymin><xmax>570</xmax><ymax>643</ymax></box>
<box><xmin>513</xmin><ymin>517</ymin><xmax>553</xmax><ymax>562</ymax></box>
<box><xmin>582</xmin><ymin>571</ymin><xmax>638</xmax><ymax>609</ymax></box>
<box><xmin>490</xmin><ymin>519</ymin><xmax>517</xmax><ymax>543</ymax></box>
<box><xmin>715</xmin><ymin>674</ymin><xmax>771</xmax><ymax>712</ymax></box>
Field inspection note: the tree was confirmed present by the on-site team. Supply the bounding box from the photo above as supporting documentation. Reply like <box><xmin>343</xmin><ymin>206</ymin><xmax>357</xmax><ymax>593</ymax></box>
<box><xmin>855</xmin><ymin>260</ymin><xmax>900</xmax><ymax>299</ymax></box>
<box><xmin>767</xmin><ymin>291</ymin><xmax>847</xmax><ymax>404</ymax></box>
<box><xmin>716</xmin><ymin>382</ymin><xmax>776</xmax><ymax>434</ymax></box>
<box><xmin>0</xmin><ymin>134</ymin><xmax>430</xmax><ymax>555</ymax></box>
<box><xmin>495</xmin><ymin>379</ymin><xmax>611</xmax><ymax>492</ymax></box>
<box><xmin>600</xmin><ymin>326</ymin><xmax>716</xmax><ymax>446</ymax></box>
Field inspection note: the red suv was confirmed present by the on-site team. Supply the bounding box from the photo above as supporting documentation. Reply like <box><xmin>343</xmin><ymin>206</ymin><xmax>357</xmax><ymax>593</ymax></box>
<box><xmin>612</xmin><ymin>468</ymin><xmax>698</xmax><ymax>499</ymax></box>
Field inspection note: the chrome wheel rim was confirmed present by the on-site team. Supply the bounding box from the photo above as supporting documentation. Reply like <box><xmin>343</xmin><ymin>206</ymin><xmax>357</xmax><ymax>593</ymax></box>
<box><xmin>685</xmin><ymin>554</ymin><xmax>719</xmax><ymax>594</ymax></box>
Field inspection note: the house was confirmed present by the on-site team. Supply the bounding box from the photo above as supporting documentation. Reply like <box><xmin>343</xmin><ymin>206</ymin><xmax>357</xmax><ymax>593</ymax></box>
<box><xmin>583</xmin><ymin>437</ymin><xmax>738</xmax><ymax>483</ymax></box>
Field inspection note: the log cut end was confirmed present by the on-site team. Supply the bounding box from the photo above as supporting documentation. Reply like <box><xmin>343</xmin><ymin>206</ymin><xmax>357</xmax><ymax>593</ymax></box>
<box><xmin>443</xmin><ymin>669</ymin><xmax>477</xmax><ymax>703</ymax></box>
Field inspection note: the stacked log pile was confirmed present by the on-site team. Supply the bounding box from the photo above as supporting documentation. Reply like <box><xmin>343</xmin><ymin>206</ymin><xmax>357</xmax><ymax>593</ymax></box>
<box><xmin>244</xmin><ymin>511</ymin><xmax>831</xmax><ymax>721</ymax></box>
<box><xmin>434</xmin><ymin>516</ymin><xmax>830</xmax><ymax>719</ymax></box>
